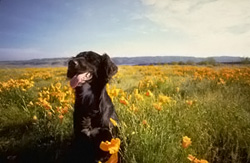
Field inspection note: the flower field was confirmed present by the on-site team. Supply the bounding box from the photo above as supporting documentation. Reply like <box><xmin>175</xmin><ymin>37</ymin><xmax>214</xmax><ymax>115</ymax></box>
<box><xmin>0</xmin><ymin>65</ymin><xmax>250</xmax><ymax>163</ymax></box>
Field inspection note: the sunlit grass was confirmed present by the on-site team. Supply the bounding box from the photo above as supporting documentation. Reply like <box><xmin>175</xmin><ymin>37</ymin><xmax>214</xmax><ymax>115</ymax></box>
<box><xmin>0</xmin><ymin>65</ymin><xmax>250</xmax><ymax>162</ymax></box>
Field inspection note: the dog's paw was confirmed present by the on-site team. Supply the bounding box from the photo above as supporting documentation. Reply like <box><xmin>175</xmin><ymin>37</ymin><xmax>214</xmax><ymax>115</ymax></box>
<box><xmin>81</xmin><ymin>128</ymin><xmax>91</xmax><ymax>136</ymax></box>
<box><xmin>81</xmin><ymin>117</ymin><xmax>91</xmax><ymax>127</ymax></box>
<box><xmin>90</xmin><ymin>128</ymin><xmax>101</xmax><ymax>137</ymax></box>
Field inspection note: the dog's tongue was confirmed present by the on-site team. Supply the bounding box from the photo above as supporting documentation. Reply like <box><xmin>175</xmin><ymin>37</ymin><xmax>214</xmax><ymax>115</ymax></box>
<box><xmin>70</xmin><ymin>72</ymin><xmax>92</xmax><ymax>88</ymax></box>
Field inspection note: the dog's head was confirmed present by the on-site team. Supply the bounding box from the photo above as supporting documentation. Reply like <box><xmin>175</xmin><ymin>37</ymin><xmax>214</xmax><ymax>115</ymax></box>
<box><xmin>67</xmin><ymin>51</ymin><xmax>117</xmax><ymax>88</ymax></box>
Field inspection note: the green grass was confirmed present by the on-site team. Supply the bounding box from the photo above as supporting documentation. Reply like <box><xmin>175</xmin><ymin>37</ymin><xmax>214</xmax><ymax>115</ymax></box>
<box><xmin>0</xmin><ymin>66</ymin><xmax>250</xmax><ymax>163</ymax></box>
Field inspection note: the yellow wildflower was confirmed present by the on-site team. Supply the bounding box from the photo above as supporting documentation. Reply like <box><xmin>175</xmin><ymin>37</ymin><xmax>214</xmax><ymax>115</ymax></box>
<box><xmin>28</xmin><ymin>101</ymin><xmax>34</xmax><ymax>107</ymax></box>
<box><xmin>176</xmin><ymin>87</ymin><xmax>180</xmax><ymax>93</ymax></box>
<box><xmin>100</xmin><ymin>138</ymin><xmax>121</xmax><ymax>155</ymax></box>
<box><xmin>187</xmin><ymin>154</ymin><xmax>209</xmax><ymax>163</ymax></box>
<box><xmin>187</xmin><ymin>155</ymin><xmax>200</xmax><ymax>163</ymax></box>
<box><xmin>142</xmin><ymin>120</ymin><xmax>149</xmax><ymax>128</ymax></box>
<box><xmin>217</xmin><ymin>78</ymin><xmax>226</xmax><ymax>85</ymax></box>
<box><xmin>61</xmin><ymin>107</ymin><xmax>69</xmax><ymax>114</ymax></box>
<box><xmin>153</xmin><ymin>102</ymin><xmax>162</xmax><ymax>111</ymax></box>
<box><xmin>135</xmin><ymin>94</ymin><xmax>144</xmax><ymax>101</ymax></box>
<box><xmin>186</xmin><ymin>100</ymin><xmax>193</xmax><ymax>106</ymax></box>
<box><xmin>47</xmin><ymin>111</ymin><xmax>52</xmax><ymax>119</ymax></box>
<box><xmin>158</xmin><ymin>95</ymin><xmax>171</xmax><ymax>104</ymax></box>
<box><xmin>133</xmin><ymin>89</ymin><xmax>138</xmax><ymax>95</ymax></box>
<box><xmin>129</xmin><ymin>104</ymin><xmax>139</xmax><ymax>112</ymax></box>
<box><xmin>182</xmin><ymin>136</ymin><xmax>192</xmax><ymax>148</ymax></box>
<box><xmin>58</xmin><ymin>114</ymin><xmax>64</xmax><ymax>123</ymax></box>
<box><xmin>55</xmin><ymin>82</ymin><xmax>61</xmax><ymax>89</ymax></box>
<box><xmin>119</xmin><ymin>96</ymin><xmax>129</xmax><ymax>105</ymax></box>
<box><xmin>113</xmin><ymin>89</ymin><xmax>120</xmax><ymax>97</ymax></box>
<box><xmin>145</xmin><ymin>90</ymin><xmax>154</xmax><ymax>97</ymax></box>
<box><xmin>33</xmin><ymin>115</ymin><xmax>38</xmax><ymax>122</ymax></box>
<box><xmin>110</xmin><ymin>118</ymin><xmax>118</xmax><ymax>127</ymax></box>
<box><xmin>200</xmin><ymin>160</ymin><xmax>209</xmax><ymax>163</ymax></box>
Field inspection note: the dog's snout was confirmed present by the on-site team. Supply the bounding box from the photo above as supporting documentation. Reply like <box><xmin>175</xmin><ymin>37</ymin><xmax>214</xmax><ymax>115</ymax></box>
<box><xmin>68</xmin><ymin>60</ymin><xmax>78</xmax><ymax>67</ymax></box>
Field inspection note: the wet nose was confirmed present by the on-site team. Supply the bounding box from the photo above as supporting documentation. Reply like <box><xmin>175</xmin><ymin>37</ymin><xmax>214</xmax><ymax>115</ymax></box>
<box><xmin>68</xmin><ymin>60</ymin><xmax>78</xmax><ymax>67</ymax></box>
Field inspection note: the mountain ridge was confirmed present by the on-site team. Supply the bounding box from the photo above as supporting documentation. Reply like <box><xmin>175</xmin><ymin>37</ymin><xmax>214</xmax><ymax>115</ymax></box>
<box><xmin>0</xmin><ymin>56</ymin><xmax>244</xmax><ymax>67</ymax></box>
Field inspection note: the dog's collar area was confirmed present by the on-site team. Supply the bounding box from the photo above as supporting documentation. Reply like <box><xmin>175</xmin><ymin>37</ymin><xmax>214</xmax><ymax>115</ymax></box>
<box><xmin>70</xmin><ymin>72</ymin><xmax>92</xmax><ymax>88</ymax></box>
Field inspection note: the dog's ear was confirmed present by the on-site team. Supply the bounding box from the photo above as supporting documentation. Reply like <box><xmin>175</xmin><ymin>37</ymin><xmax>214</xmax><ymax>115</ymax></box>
<box><xmin>99</xmin><ymin>53</ymin><xmax>118</xmax><ymax>82</ymax></box>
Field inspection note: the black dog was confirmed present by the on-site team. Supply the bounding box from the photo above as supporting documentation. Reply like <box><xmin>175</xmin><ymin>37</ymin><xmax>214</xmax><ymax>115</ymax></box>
<box><xmin>66</xmin><ymin>51</ymin><xmax>119</xmax><ymax>163</ymax></box>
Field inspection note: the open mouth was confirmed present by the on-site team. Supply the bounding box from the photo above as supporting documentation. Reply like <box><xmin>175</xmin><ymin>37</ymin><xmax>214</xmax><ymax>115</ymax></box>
<box><xmin>69</xmin><ymin>72</ymin><xmax>93</xmax><ymax>88</ymax></box>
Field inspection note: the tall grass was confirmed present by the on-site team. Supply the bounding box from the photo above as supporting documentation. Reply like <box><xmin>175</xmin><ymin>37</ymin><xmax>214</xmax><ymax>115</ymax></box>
<box><xmin>0</xmin><ymin>65</ymin><xmax>250</xmax><ymax>163</ymax></box>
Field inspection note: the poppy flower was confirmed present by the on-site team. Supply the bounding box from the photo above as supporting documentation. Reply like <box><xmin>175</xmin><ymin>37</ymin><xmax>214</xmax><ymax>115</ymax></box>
<box><xmin>145</xmin><ymin>90</ymin><xmax>154</xmax><ymax>97</ymax></box>
<box><xmin>119</xmin><ymin>96</ymin><xmax>129</xmax><ymax>105</ymax></box>
<box><xmin>182</xmin><ymin>136</ymin><xmax>192</xmax><ymax>148</ymax></box>
<box><xmin>142</xmin><ymin>120</ymin><xmax>150</xmax><ymax>128</ymax></box>
<box><xmin>200</xmin><ymin>160</ymin><xmax>209</xmax><ymax>163</ymax></box>
<box><xmin>100</xmin><ymin>138</ymin><xmax>121</xmax><ymax>154</ymax></box>
<box><xmin>187</xmin><ymin>154</ymin><xmax>200</xmax><ymax>163</ymax></box>
<box><xmin>153</xmin><ymin>102</ymin><xmax>162</xmax><ymax>111</ymax></box>
<box><xmin>187</xmin><ymin>154</ymin><xmax>208</xmax><ymax>163</ymax></box>
<box><xmin>186</xmin><ymin>100</ymin><xmax>193</xmax><ymax>106</ymax></box>
<box><xmin>58</xmin><ymin>114</ymin><xmax>64</xmax><ymax>123</ymax></box>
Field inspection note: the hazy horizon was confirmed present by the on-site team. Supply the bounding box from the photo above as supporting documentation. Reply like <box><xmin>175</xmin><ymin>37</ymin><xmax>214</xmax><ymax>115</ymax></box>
<box><xmin>0</xmin><ymin>54</ymin><xmax>243</xmax><ymax>62</ymax></box>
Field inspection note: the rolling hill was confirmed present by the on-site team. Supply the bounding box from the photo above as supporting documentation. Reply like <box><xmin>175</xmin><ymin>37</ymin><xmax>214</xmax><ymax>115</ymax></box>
<box><xmin>0</xmin><ymin>56</ymin><xmax>243</xmax><ymax>67</ymax></box>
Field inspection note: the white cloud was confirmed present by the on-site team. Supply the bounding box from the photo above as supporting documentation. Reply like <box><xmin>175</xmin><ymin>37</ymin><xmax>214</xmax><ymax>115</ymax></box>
<box><xmin>140</xmin><ymin>0</ymin><xmax>250</xmax><ymax>56</ymax></box>
<box><xmin>140</xmin><ymin>0</ymin><xmax>157</xmax><ymax>6</ymax></box>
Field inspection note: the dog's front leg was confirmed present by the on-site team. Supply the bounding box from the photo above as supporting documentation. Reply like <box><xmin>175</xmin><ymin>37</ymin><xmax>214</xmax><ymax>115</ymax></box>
<box><xmin>90</xmin><ymin>127</ymin><xmax>101</xmax><ymax>137</ymax></box>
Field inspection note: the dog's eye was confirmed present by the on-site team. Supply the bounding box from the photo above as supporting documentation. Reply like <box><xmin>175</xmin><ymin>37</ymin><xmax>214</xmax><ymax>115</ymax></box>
<box><xmin>68</xmin><ymin>60</ymin><xmax>78</xmax><ymax>67</ymax></box>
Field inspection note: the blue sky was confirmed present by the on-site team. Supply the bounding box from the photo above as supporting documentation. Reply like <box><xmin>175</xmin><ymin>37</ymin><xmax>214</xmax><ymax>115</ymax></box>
<box><xmin>0</xmin><ymin>0</ymin><xmax>249</xmax><ymax>61</ymax></box>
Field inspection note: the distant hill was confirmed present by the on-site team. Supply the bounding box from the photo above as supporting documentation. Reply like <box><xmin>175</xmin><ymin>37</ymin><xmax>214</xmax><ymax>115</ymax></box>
<box><xmin>112</xmin><ymin>56</ymin><xmax>242</xmax><ymax>65</ymax></box>
<box><xmin>0</xmin><ymin>58</ymin><xmax>69</xmax><ymax>67</ymax></box>
<box><xmin>0</xmin><ymin>56</ymin><xmax>243</xmax><ymax>67</ymax></box>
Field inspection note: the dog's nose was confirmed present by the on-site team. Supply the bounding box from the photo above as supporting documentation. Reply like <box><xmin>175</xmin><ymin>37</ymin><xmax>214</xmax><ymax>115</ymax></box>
<box><xmin>68</xmin><ymin>60</ymin><xmax>78</xmax><ymax>67</ymax></box>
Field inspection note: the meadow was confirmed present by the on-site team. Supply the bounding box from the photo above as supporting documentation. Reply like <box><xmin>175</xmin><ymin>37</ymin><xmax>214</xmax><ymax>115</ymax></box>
<box><xmin>0</xmin><ymin>65</ymin><xmax>250</xmax><ymax>163</ymax></box>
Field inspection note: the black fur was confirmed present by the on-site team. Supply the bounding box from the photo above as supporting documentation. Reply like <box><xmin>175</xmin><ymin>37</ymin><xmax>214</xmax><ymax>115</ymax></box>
<box><xmin>66</xmin><ymin>51</ymin><xmax>119</xmax><ymax>163</ymax></box>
